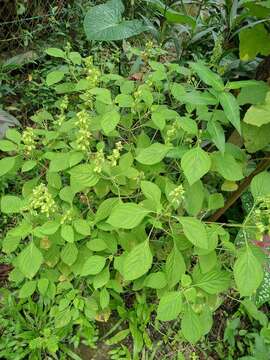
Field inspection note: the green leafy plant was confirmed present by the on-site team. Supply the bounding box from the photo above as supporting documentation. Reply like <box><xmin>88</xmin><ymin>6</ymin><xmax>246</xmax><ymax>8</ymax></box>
<box><xmin>84</xmin><ymin>0</ymin><xmax>147</xmax><ymax>41</ymax></box>
<box><xmin>1</xmin><ymin>45</ymin><xmax>270</xmax><ymax>358</ymax></box>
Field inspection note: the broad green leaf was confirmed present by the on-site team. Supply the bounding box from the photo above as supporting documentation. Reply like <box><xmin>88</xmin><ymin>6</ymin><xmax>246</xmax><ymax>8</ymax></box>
<box><xmin>81</xmin><ymin>255</ymin><xmax>106</xmax><ymax>276</ymax></box>
<box><xmin>37</xmin><ymin>278</ymin><xmax>49</xmax><ymax>296</ymax></box>
<box><xmin>0</xmin><ymin>157</ymin><xmax>16</xmax><ymax>176</ymax></box>
<box><xmin>19</xmin><ymin>280</ymin><xmax>36</xmax><ymax>298</ymax></box>
<box><xmin>21</xmin><ymin>160</ymin><xmax>37</xmax><ymax>172</ymax></box>
<box><xmin>251</xmin><ymin>172</ymin><xmax>270</xmax><ymax>199</ymax></box>
<box><xmin>226</xmin><ymin>80</ymin><xmax>261</xmax><ymax>90</ymax></box>
<box><xmin>184</xmin><ymin>180</ymin><xmax>204</xmax><ymax>216</ymax></box>
<box><xmin>144</xmin><ymin>272</ymin><xmax>167</xmax><ymax>289</ymax></box>
<box><xmin>219</xmin><ymin>92</ymin><xmax>241</xmax><ymax>134</ymax></box>
<box><xmin>239</xmin><ymin>24</ymin><xmax>270</xmax><ymax>61</ymax></box>
<box><xmin>180</xmin><ymin>217</ymin><xmax>208</xmax><ymax>249</ymax></box>
<box><xmin>165</xmin><ymin>245</ymin><xmax>186</xmax><ymax>288</ymax></box>
<box><xmin>45</xmin><ymin>48</ymin><xmax>66</xmax><ymax>58</ymax></box>
<box><xmin>207</xmin><ymin>121</ymin><xmax>225</xmax><ymax>154</ymax></box>
<box><xmin>0</xmin><ymin>140</ymin><xmax>17</xmax><ymax>152</ymax></box>
<box><xmin>73</xmin><ymin>219</ymin><xmax>91</xmax><ymax>236</ymax></box>
<box><xmin>101</xmin><ymin>109</ymin><xmax>120</xmax><ymax>135</ymax></box>
<box><xmin>208</xmin><ymin>193</ymin><xmax>224</xmax><ymax>210</ymax></box>
<box><xmin>181</xmin><ymin>147</ymin><xmax>211</xmax><ymax>185</ymax></box>
<box><xmin>84</xmin><ymin>0</ymin><xmax>146</xmax><ymax>41</ymax></box>
<box><xmin>190</xmin><ymin>62</ymin><xmax>224</xmax><ymax>91</ymax></box>
<box><xmin>61</xmin><ymin>243</ymin><xmax>78</xmax><ymax>266</ymax></box>
<box><xmin>212</xmin><ymin>152</ymin><xmax>243</xmax><ymax>181</ymax></box>
<box><xmin>181</xmin><ymin>305</ymin><xmax>203</xmax><ymax>344</ymax></box>
<box><xmin>87</xmin><ymin>238</ymin><xmax>107</xmax><ymax>251</ymax></box>
<box><xmin>6</xmin><ymin>128</ymin><xmax>21</xmax><ymax>144</ymax></box>
<box><xmin>46</xmin><ymin>70</ymin><xmax>65</xmax><ymax>86</ymax></box>
<box><xmin>157</xmin><ymin>291</ymin><xmax>182</xmax><ymax>321</ymax></box>
<box><xmin>69</xmin><ymin>51</ymin><xmax>82</xmax><ymax>65</ymax></box>
<box><xmin>136</xmin><ymin>143</ymin><xmax>170</xmax><ymax>165</ymax></box>
<box><xmin>93</xmin><ymin>266</ymin><xmax>110</xmax><ymax>289</ymax></box>
<box><xmin>69</xmin><ymin>164</ymin><xmax>99</xmax><ymax>192</ymax></box>
<box><xmin>95</xmin><ymin>198</ymin><xmax>120</xmax><ymax>223</ymax></box>
<box><xmin>1</xmin><ymin>195</ymin><xmax>23</xmax><ymax>214</ymax></box>
<box><xmin>243</xmin><ymin>102</ymin><xmax>270</xmax><ymax>127</ymax></box>
<box><xmin>242</xmin><ymin>299</ymin><xmax>268</xmax><ymax>327</ymax></box>
<box><xmin>2</xmin><ymin>235</ymin><xmax>21</xmax><ymax>254</ymax></box>
<box><xmin>194</xmin><ymin>270</ymin><xmax>231</xmax><ymax>294</ymax></box>
<box><xmin>141</xmin><ymin>180</ymin><xmax>161</xmax><ymax>212</ymax></box>
<box><xmin>18</xmin><ymin>242</ymin><xmax>43</xmax><ymax>279</ymax></box>
<box><xmin>115</xmin><ymin>94</ymin><xmax>134</xmax><ymax>107</ymax></box>
<box><xmin>61</xmin><ymin>224</ymin><xmax>74</xmax><ymax>243</ymax></box>
<box><xmin>243</xmin><ymin>122</ymin><xmax>270</xmax><ymax>153</ymax></box>
<box><xmin>107</xmin><ymin>203</ymin><xmax>150</xmax><ymax>229</ymax></box>
<box><xmin>123</xmin><ymin>240</ymin><xmax>153</xmax><ymax>280</ymax></box>
<box><xmin>37</xmin><ymin>221</ymin><xmax>60</xmax><ymax>236</ymax></box>
<box><xmin>182</xmin><ymin>91</ymin><xmax>218</xmax><ymax>105</ymax></box>
<box><xmin>234</xmin><ymin>247</ymin><xmax>264</xmax><ymax>297</ymax></box>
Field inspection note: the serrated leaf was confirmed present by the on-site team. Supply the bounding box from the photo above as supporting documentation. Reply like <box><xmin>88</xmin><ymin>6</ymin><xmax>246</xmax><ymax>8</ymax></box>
<box><xmin>190</xmin><ymin>62</ymin><xmax>224</xmax><ymax>91</ymax></box>
<box><xmin>165</xmin><ymin>245</ymin><xmax>186</xmax><ymax>288</ymax></box>
<box><xmin>194</xmin><ymin>269</ymin><xmax>231</xmax><ymax>294</ymax></box>
<box><xmin>107</xmin><ymin>203</ymin><xmax>150</xmax><ymax>229</ymax></box>
<box><xmin>101</xmin><ymin>109</ymin><xmax>120</xmax><ymax>135</ymax></box>
<box><xmin>60</xmin><ymin>243</ymin><xmax>78</xmax><ymax>266</ymax></box>
<box><xmin>180</xmin><ymin>217</ymin><xmax>208</xmax><ymax>249</ymax></box>
<box><xmin>1</xmin><ymin>195</ymin><xmax>23</xmax><ymax>214</ymax></box>
<box><xmin>69</xmin><ymin>164</ymin><xmax>99</xmax><ymax>192</ymax></box>
<box><xmin>157</xmin><ymin>291</ymin><xmax>182</xmax><ymax>321</ymax></box>
<box><xmin>219</xmin><ymin>92</ymin><xmax>241</xmax><ymax>134</ymax></box>
<box><xmin>123</xmin><ymin>240</ymin><xmax>152</xmax><ymax>281</ymax></box>
<box><xmin>84</xmin><ymin>0</ymin><xmax>146</xmax><ymax>41</ymax></box>
<box><xmin>251</xmin><ymin>172</ymin><xmax>270</xmax><ymax>199</ymax></box>
<box><xmin>181</xmin><ymin>305</ymin><xmax>203</xmax><ymax>343</ymax></box>
<box><xmin>234</xmin><ymin>247</ymin><xmax>264</xmax><ymax>297</ymax></box>
<box><xmin>181</xmin><ymin>147</ymin><xmax>211</xmax><ymax>185</ymax></box>
<box><xmin>136</xmin><ymin>143</ymin><xmax>170</xmax><ymax>165</ymax></box>
<box><xmin>17</xmin><ymin>242</ymin><xmax>43</xmax><ymax>279</ymax></box>
<box><xmin>81</xmin><ymin>255</ymin><xmax>106</xmax><ymax>276</ymax></box>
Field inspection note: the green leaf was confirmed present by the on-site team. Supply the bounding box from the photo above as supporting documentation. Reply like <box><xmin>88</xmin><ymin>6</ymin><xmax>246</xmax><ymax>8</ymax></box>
<box><xmin>46</xmin><ymin>70</ymin><xmax>65</xmax><ymax>86</ymax></box>
<box><xmin>69</xmin><ymin>164</ymin><xmax>99</xmax><ymax>192</ymax></box>
<box><xmin>69</xmin><ymin>52</ymin><xmax>82</xmax><ymax>65</ymax></box>
<box><xmin>141</xmin><ymin>180</ymin><xmax>161</xmax><ymax>212</ymax></box>
<box><xmin>106</xmin><ymin>329</ymin><xmax>130</xmax><ymax>345</ymax></box>
<box><xmin>243</xmin><ymin>122</ymin><xmax>270</xmax><ymax>153</ymax></box>
<box><xmin>157</xmin><ymin>291</ymin><xmax>182</xmax><ymax>321</ymax></box>
<box><xmin>165</xmin><ymin>245</ymin><xmax>186</xmax><ymax>288</ymax></box>
<box><xmin>18</xmin><ymin>241</ymin><xmax>43</xmax><ymax>279</ymax></box>
<box><xmin>93</xmin><ymin>266</ymin><xmax>110</xmax><ymax>289</ymax></box>
<box><xmin>194</xmin><ymin>270</ymin><xmax>231</xmax><ymax>294</ymax></box>
<box><xmin>136</xmin><ymin>143</ymin><xmax>170</xmax><ymax>165</ymax></box>
<box><xmin>234</xmin><ymin>247</ymin><xmax>264</xmax><ymax>297</ymax></box>
<box><xmin>0</xmin><ymin>140</ymin><xmax>17</xmax><ymax>152</ymax></box>
<box><xmin>81</xmin><ymin>255</ymin><xmax>106</xmax><ymax>276</ymax></box>
<box><xmin>184</xmin><ymin>180</ymin><xmax>204</xmax><ymax>216</ymax></box>
<box><xmin>95</xmin><ymin>198</ymin><xmax>120</xmax><ymax>223</ymax></box>
<box><xmin>242</xmin><ymin>299</ymin><xmax>268</xmax><ymax>327</ymax></box>
<box><xmin>207</xmin><ymin>121</ymin><xmax>225</xmax><ymax>154</ymax></box>
<box><xmin>101</xmin><ymin>109</ymin><xmax>120</xmax><ymax>135</ymax></box>
<box><xmin>212</xmin><ymin>151</ymin><xmax>243</xmax><ymax>181</ymax></box>
<box><xmin>100</xmin><ymin>288</ymin><xmax>110</xmax><ymax>309</ymax></box>
<box><xmin>2</xmin><ymin>235</ymin><xmax>21</xmax><ymax>254</ymax></box>
<box><xmin>6</xmin><ymin>128</ymin><xmax>21</xmax><ymax>144</ymax></box>
<box><xmin>19</xmin><ymin>280</ymin><xmax>36</xmax><ymax>298</ymax></box>
<box><xmin>84</xmin><ymin>0</ymin><xmax>146</xmax><ymax>41</ymax></box>
<box><xmin>37</xmin><ymin>278</ymin><xmax>49</xmax><ymax>296</ymax></box>
<box><xmin>61</xmin><ymin>243</ymin><xmax>78</xmax><ymax>266</ymax></box>
<box><xmin>251</xmin><ymin>172</ymin><xmax>270</xmax><ymax>199</ymax></box>
<box><xmin>179</xmin><ymin>217</ymin><xmax>208</xmax><ymax>249</ymax></box>
<box><xmin>115</xmin><ymin>94</ymin><xmax>134</xmax><ymax>107</ymax></box>
<box><xmin>181</xmin><ymin>305</ymin><xmax>203</xmax><ymax>344</ymax></box>
<box><xmin>190</xmin><ymin>62</ymin><xmax>224</xmax><ymax>91</ymax></box>
<box><xmin>0</xmin><ymin>157</ymin><xmax>16</xmax><ymax>176</ymax></box>
<box><xmin>123</xmin><ymin>240</ymin><xmax>153</xmax><ymax>281</ymax></box>
<box><xmin>1</xmin><ymin>195</ymin><xmax>23</xmax><ymax>214</ymax></box>
<box><xmin>21</xmin><ymin>160</ymin><xmax>37</xmax><ymax>173</ymax></box>
<box><xmin>243</xmin><ymin>102</ymin><xmax>270</xmax><ymax>127</ymax></box>
<box><xmin>73</xmin><ymin>219</ymin><xmax>91</xmax><ymax>236</ymax></box>
<box><xmin>219</xmin><ymin>92</ymin><xmax>241</xmax><ymax>134</ymax></box>
<box><xmin>61</xmin><ymin>225</ymin><xmax>74</xmax><ymax>243</ymax></box>
<box><xmin>181</xmin><ymin>147</ymin><xmax>211</xmax><ymax>185</ymax></box>
<box><xmin>239</xmin><ymin>24</ymin><xmax>270</xmax><ymax>61</ymax></box>
<box><xmin>144</xmin><ymin>272</ymin><xmax>167</xmax><ymax>289</ymax></box>
<box><xmin>107</xmin><ymin>203</ymin><xmax>150</xmax><ymax>229</ymax></box>
<box><xmin>45</xmin><ymin>47</ymin><xmax>66</xmax><ymax>58</ymax></box>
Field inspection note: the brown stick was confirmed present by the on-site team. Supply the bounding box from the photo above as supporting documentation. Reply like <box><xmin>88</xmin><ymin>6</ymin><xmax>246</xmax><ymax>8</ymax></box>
<box><xmin>209</xmin><ymin>157</ymin><xmax>270</xmax><ymax>222</ymax></box>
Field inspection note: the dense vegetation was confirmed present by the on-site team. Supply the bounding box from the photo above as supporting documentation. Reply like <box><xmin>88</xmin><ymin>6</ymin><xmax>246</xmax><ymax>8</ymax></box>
<box><xmin>1</xmin><ymin>1</ymin><xmax>270</xmax><ymax>359</ymax></box>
